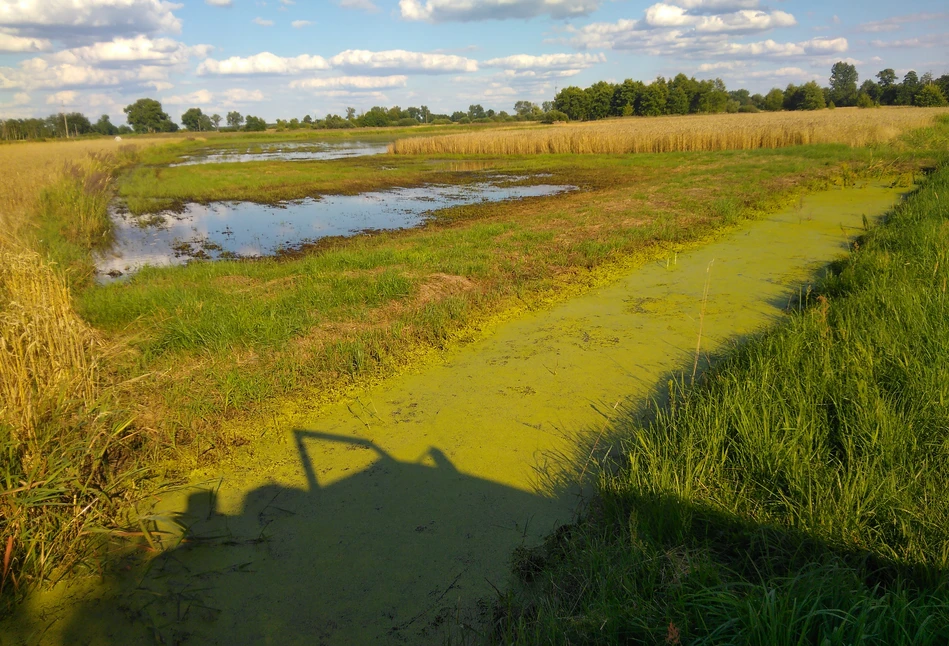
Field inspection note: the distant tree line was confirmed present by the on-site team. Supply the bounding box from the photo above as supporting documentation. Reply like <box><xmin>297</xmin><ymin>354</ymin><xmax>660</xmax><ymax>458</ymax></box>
<box><xmin>0</xmin><ymin>112</ymin><xmax>131</xmax><ymax>141</ymax></box>
<box><xmin>3</xmin><ymin>63</ymin><xmax>946</xmax><ymax>141</ymax></box>
<box><xmin>551</xmin><ymin>62</ymin><xmax>948</xmax><ymax>122</ymax></box>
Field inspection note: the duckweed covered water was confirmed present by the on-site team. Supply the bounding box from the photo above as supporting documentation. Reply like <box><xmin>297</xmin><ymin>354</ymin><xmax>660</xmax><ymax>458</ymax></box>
<box><xmin>8</xmin><ymin>183</ymin><xmax>910</xmax><ymax>644</ymax></box>
<box><xmin>96</xmin><ymin>182</ymin><xmax>573</xmax><ymax>278</ymax></box>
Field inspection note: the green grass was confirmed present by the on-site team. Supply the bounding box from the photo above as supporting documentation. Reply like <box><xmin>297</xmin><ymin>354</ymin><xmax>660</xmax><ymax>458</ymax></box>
<box><xmin>78</xmin><ymin>129</ymin><xmax>949</xmax><ymax>470</ymax></box>
<box><xmin>493</xmin><ymin>153</ymin><xmax>949</xmax><ymax>644</ymax></box>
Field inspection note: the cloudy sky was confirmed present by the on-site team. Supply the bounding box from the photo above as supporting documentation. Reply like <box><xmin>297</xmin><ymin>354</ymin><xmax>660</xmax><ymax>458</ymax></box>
<box><xmin>1</xmin><ymin>0</ymin><xmax>946</xmax><ymax>124</ymax></box>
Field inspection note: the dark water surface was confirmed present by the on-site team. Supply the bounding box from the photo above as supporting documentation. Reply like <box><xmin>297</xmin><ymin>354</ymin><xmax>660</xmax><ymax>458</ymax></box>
<box><xmin>96</xmin><ymin>182</ymin><xmax>573</xmax><ymax>279</ymax></box>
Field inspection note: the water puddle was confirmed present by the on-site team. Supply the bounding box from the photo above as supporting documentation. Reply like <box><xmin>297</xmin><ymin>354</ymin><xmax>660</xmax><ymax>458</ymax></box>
<box><xmin>7</xmin><ymin>183</ymin><xmax>912</xmax><ymax>644</ymax></box>
<box><xmin>171</xmin><ymin>140</ymin><xmax>388</xmax><ymax>166</ymax></box>
<box><xmin>96</xmin><ymin>182</ymin><xmax>573</xmax><ymax>279</ymax></box>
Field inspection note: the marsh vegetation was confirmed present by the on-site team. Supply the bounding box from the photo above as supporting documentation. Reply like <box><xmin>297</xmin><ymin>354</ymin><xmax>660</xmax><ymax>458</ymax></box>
<box><xmin>2</xmin><ymin>110</ymin><xmax>949</xmax><ymax>643</ymax></box>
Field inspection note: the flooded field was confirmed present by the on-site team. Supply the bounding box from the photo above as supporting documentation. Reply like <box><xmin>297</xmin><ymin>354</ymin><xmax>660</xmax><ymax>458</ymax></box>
<box><xmin>96</xmin><ymin>182</ymin><xmax>572</xmax><ymax>278</ymax></box>
<box><xmin>171</xmin><ymin>140</ymin><xmax>388</xmax><ymax>166</ymax></box>
<box><xmin>8</xmin><ymin>182</ymin><xmax>910</xmax><ymax>644</ymax></box>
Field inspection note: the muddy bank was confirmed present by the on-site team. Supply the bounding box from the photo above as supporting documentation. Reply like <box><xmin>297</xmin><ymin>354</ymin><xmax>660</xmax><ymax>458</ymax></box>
<box><xmin>5</xmin><ymin>183</ymin><xmax>909</xmax><ymax>644</ymax></box>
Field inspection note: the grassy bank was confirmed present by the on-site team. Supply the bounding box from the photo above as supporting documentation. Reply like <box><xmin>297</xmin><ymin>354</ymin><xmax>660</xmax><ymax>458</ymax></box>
<box><xmin>494</xmin><ymin>154</ymin><xmax>949</xmax><ymax>643</ymax></box>
<box><xmin>81</xmin><ymin>138</ymin><xmax>937</xmax><ymax>473</ymax></box>
<box><xmin>0</xmin><ymin>138</ymin><xmax>171</xmax><ymax>612</ymax></box>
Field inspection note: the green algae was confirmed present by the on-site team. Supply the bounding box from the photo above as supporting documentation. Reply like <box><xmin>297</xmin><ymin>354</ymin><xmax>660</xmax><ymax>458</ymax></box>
<box><xmin>3</xmin><ymin>183</ymin><xmax>911</xmax><ymax>645</ymax></box>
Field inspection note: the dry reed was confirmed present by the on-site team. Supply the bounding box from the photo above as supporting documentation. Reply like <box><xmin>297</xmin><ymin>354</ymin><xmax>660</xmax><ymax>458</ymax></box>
<box><xmin>390</xmin><ymin>107</ymin><xmax>949</xmax><ymax>156</ymax></box>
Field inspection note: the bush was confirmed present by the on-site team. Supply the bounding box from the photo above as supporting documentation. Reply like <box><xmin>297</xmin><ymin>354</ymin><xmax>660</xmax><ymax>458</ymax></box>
<box><xmin>430</xmin><ymin>118</ymin><xmax>452</xmax><ymax>125</ymax></box>
<box><xmin>737</xmin><ymin>104</ymin><xmax>760</xmax><ymax>113</ymax></box>
<box><xmin>856</xmin><ymin>93</ymin><xmax>877</xmax><ymax>109</ymax></box>
<box><xmin>541</xmin><ymin>110</ymin><xmax>569</xmax><ymax>124</ymax></box>
<box><xmin>396</xmin><ymin>117</ymin><xmax>419</xmax><ymax>127</ymax></box>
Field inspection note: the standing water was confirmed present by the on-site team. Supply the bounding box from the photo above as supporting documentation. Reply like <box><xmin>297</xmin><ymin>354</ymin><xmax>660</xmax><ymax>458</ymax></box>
<box><xmin>96</xmin><ymin>182</ymin><xmax>573</xmax><ymax>279</ymax></box>
<box><xmin>170</xmin><ymin>140</ymin><xmax>389</xmax><ymax>166</ymax></box>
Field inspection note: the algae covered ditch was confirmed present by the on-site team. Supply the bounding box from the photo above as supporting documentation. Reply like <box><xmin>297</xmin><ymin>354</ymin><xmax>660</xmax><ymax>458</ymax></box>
<box><xmin>4</xmin><ymin>178</ymin><xmax>918</xmax><ymax>642</ymax></box>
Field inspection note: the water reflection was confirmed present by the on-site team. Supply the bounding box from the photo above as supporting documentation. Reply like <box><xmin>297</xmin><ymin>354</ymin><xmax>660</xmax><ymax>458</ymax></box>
<box><xmin>171</xmin><ymin>140</ymin><xmax>389</xmax><ymax>166</ymax></box>
<box><xmin>97</xmin><ymin>182</ymin><xmax>573</xmax><ymax>279</ymax></box>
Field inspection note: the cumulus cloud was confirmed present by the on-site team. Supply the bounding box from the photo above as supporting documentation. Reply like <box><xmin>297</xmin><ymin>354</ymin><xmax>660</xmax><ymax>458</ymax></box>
<box><xmin>329</xmin><ymin>49</ymin><xmax>478</xmax><ymax>74</ymax></box>
<box><xmin>0</xmin><ymin>0</ymin><xmax>182</xmax><ymax>44</ymax></box>
<box><xmin>857</xmin><ymin>12</ymin><xmax>945</xmax><ymax>33</ymax></box>
<box><xmin>289</xmin><ymin>75</ymin><xmax>408</xmax><ymax>90</ymax></box>
<box><xmin>0</xmin><ymin>58</ymin><xmax>132</xmax><ymax>90</ymax></box>
<box><xmin>0</xmin><ymin>32</ymin><xmax>52</xmax><ymax>53</ymax></box>
<box><xmin>291</xmin><ymin>20</ymin><xmax>312</xmax><ymax>27</ymax></box>
<box><xmin>253</xmin><ymin>17</ymin><xmax>275</xmax><ymax>26</ymax></box>
<box><xmin>674</xmin><ymin>0</ymin><xmax>760</xmax><ymax>13</ymax></box>
<box><xmin>51</xmin><ymin>36</ymin><xmax>211</xmax><ymax>67</ymax></box>
<box><xmin>205</xmin><ymin>0</ymin><xmax>232</xmax><ymax>5</ymax></box>
<box><xmin>147</xmin><ymin>80</ymin><xmax>174</xmax><ymax>91</ymax></box>
<box><xmin>483</xmin><ymin>52</ymin><xmax>605</xmax><ymax>70</ymax></box>
<box><xmin>399</xmin><ymin>0</ymin><xmax>600</xmax><ymax>22</ymax></box>
<box><xmin>163</xmin><ymin>89</ymin><xmax>214</xmax><ymax>105</ymax></box>
<box><xmin>198</xmin><ymin>53</ymin><xmax>330</xmax><ymax>75</ymax></box>
<box><xmin>223</xmin><ymin>88</ymin><xmax>265</xmax><ymax>102</ymax></box>
<box><xmin>46</xmin><ymin>90</ymin><xmax>78</xmax><ymax>105</ymax></box>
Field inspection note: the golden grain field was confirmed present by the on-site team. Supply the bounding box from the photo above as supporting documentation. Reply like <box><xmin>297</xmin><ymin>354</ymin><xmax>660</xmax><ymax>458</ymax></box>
<box><xmin>390</xmin><ymin>107</ymin><xmax>949</xmax><ymax>156</ymax></box>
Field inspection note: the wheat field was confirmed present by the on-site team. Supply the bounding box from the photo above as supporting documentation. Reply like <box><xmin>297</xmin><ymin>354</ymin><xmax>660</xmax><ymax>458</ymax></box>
<box><xmin>390</xmin><ymin>107</ymin><xmax>949</xmax><ymax>156</ymax></box>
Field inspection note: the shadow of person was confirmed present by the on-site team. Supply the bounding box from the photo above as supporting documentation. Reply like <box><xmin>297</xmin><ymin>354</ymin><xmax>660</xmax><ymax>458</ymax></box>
<box><xmin>53</xmin><ymin>431</ymin><xmax>571</xmax><ymax>645</ymax></box>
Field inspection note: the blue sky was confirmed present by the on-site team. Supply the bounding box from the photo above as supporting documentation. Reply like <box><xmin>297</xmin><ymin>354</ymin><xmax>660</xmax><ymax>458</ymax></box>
<box><xmin>1</xmin><ymin>0</ymin><xmax>947</xmax><ymax>124</ymax></box>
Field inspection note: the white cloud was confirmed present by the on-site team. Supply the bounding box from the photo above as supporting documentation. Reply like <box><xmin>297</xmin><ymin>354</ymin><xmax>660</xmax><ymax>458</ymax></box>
<box><xmin>329</xmin><ymin>49</ymin><xmax>478</xmax><ymax>74</ymax></box>
<box><xmin>339</xmin><ymin>0</ymin><xmax>379</xmax><ymax>11</ymax></box>
<box><xmin>163</xmin><ymin>89</ymin><xmax>214</xmax><ymax>105</ymax></box>
<box><xmin>696</xmin><ymin>60</ymin><xmax>749</xmax><ymax>72</ymax></box>
<box><xmin>148</xmin><ymin>80</ymin><xmax>174</xmax><ymax>91</ymax></box>
<box><xmin>253</xmin><ymin>17</ymin><xmax>275</xmax><ymax>26</ymax></box>
<box><xmin>51</xmin><ymin>36</ymin><xmax>211</xmax><ymax>67</ymax></box>
<box><xmin>0</xmin><ymin>58</ymin><xmax>132</xmax><ymax>90</ymax></box>
<box><xmin>483</xmin><ymin>52</ymin><xmax>605</xmax><ymax>70</ymax></box>
<box><xmin>0</xmin><ymin>0</ymin><xmax>182</xmax><ymax>43</ymax></box>
<box><xmin>870</xmin><ymin>33</ymin><xmax>947</xmax><ymax>49</ymax></box>
<box><xmin>223</xmin><ymin>88</ymin><xmax>265</xmax><ymax>102</ymax></box>
<box><xmin>289</xmin><ymin>75</ymin><xmax>408</xmax><ymax>90</ymax></box>
<box><xmin>675</xmin><ymin>0</ymin><xmax>760</xmax><ymax>13</ymax></box>
<box><xmin>198</xmin><ymin>52</ymin><xmax>330</xmax><ymax>75</ymax></box>
<box><xmin>291</xmin><ymin>20</ymin><xmax>312</xmax><ymax>27</ymax></box>
<box><xmin>46</xmin><ymin>90</ymin><xmax>78</xmax><ymax>105</ymax></box>
<box><xmin>694</xmin><ymin>10</ymin><xmax>796</xmax><ymax>33</ymax></box>
<box><xmin>399</xmin><ymin>0</ymin><xmax>600</xmax><ymax>22</ymax></box>
<box><xmin>0</xmin><ymin>32</ymin><xmax>52</xmax><ymax>53</ymax></box>
<box><xmin>205</xmin><ymin>0</ymin><xmax>232</xmax><ymax>5</ymax></box>
<box><xmin>858</xmin><ymin>13</ymin><xmax>947</xmax><ymax>33</ymax></box>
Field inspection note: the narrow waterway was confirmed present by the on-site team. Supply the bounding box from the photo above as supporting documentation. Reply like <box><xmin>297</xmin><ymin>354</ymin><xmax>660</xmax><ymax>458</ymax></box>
<box><xmin>7</xmin><ymin>183</ymin><xmax>908</xmax><ymax>644</ymax></box>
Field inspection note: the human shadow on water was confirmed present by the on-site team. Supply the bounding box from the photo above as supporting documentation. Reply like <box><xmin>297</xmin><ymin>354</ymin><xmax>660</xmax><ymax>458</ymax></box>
<box><xmin>51</xmin><ymin>431</ymin><xmax>573</xmax><ymax>645</ymax></box>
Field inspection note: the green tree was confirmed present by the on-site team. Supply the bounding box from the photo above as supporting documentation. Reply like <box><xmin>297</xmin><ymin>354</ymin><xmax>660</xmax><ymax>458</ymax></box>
<box><xmin>124</xmin><ymin>98</ymin><xmax>174</xmax><ymax>133</ymax></box>
<box><xmin>468</xmin><ymin>104</ymin><xmax>486</xmax><ymax>119</ymax></box>
<box><xmin>181</xmin><ymin>107</ymin><xmax>206</xmax><ymax>131</ymax></box>
<box><xmin>244</xmin><ymin>115</ymin><xmax>267</xmax><ymax>131</ymax></box>
<box><xmin>637</xmin><ymin>78</ymin><xmax>668</xmax><ymax>116</ymax></box>
<box><xmin>876</xmin><ymin>68</ymin><xmax>898</xmax><ymax>105</ymax></box>
<box><xmin>828</xmin><ymin>61</ymin><xmax>858</xmax><ymax>106</ymax></box>
<box><xmin>226</xmin><ymin>111</ymin><xmax>243</xmax><ymax>128</ymax></box>
<box><xmin>611</xmin><ymin>79</ymin><xmax>643</xmax><ymax>116</ymax></box>
<box><xmin>898</xmin><ymin>71</ymin><xmax>919</xmax><ymax>105</ymax></box>
<box><xmin>762</xmin><ymin>88</ymin><xmax>784</xmax><ymax>111</ymax></box>
<box><xmin>93</xmin><ymin>114</ymin><xmax>117</xmax><ymax>136</ymax></box>
<box><xmin>554</xmin><ymin>86</ymin><xmax>589</xmax><ymax>121</ymax></box>
<box><xmin>210</xmin><ymin>114</ymin><xmax>222</xmax><ymax>130</ymax></box>
<box><xmin>584</xmin><ymin>81</ymin><xmax>615</xmax><ymax>120</ymax></box>
<box><xmin>914</xmin><ymin>84</ymin><xmax>948</xmax><ymax>107</ymax></box>
<box><xmin>859</xmin><ymin>79</ymin><xmax>881</xmax><ymax>103</ymax></box>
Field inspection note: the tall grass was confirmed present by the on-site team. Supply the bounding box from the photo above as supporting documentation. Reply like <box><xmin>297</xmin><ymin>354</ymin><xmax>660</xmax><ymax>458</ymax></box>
<box><xmin>0</xmin><ymin>140</ymin><xmax>163</xmax><ymax>612</ymax></box>
<box><xmin>391</xmin><ymin>108</ymin><xmax>949</xmax><ymax>156</ymax></box>
<box><xmin>495</xmin><ymin>160</ymin><xmax>949</xmax><ymax>643</ymax></box>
